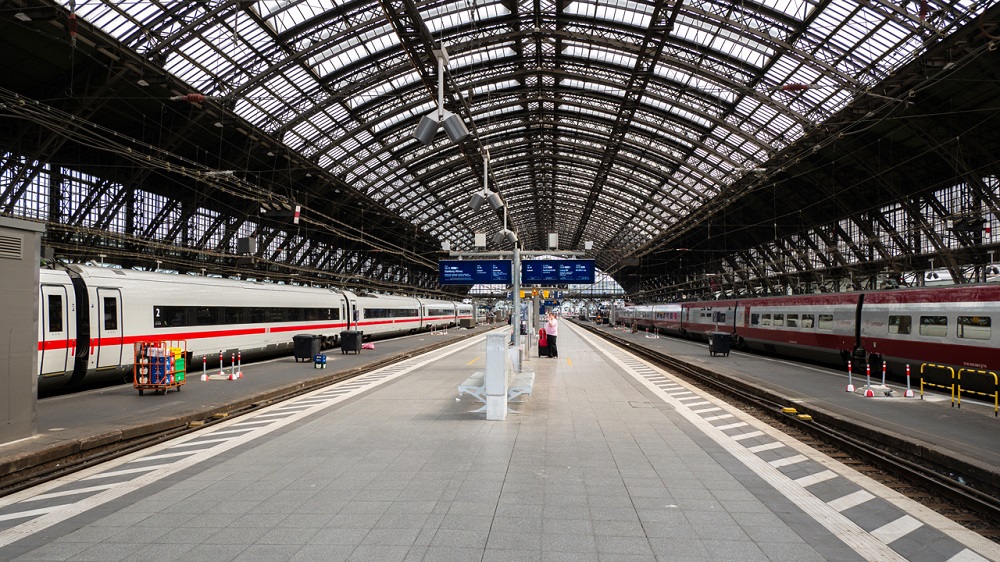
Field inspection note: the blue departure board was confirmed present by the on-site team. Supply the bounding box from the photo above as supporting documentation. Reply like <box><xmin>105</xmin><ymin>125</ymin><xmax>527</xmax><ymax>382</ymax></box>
<box><xmin>439</xmin><ymin>260</ymin><xmax>513</xmax><ymax>285</ymax></box>
<box><xmin>521</xmin><ymin>259</ymin><xmax>595</xmax><ymax>283</ymax></box>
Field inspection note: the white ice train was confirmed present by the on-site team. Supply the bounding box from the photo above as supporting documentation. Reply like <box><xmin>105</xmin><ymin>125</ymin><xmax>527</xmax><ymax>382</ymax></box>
<box><xmin>37</xmin><ymin>264</ymin><xmax>473</xmax><ymax>394</ymax></box>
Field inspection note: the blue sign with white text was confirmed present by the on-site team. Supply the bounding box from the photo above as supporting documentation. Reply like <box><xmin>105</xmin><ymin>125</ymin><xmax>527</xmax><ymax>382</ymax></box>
<box><xmin>521</xmin><ymin>259</ymin><xmax>595</xmax><ymax>284</ymax></box>
<box><xmin>439</xmin><ymin>260</ymin><xmax>513</xmax><ymax>285</ymax></box>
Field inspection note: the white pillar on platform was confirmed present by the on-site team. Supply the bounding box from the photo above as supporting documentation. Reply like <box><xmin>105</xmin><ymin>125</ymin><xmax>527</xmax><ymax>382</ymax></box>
<box><xmin>484</xmin><ymin>333</ymin><xmax>508</xmax><ymax>420</ymax></box>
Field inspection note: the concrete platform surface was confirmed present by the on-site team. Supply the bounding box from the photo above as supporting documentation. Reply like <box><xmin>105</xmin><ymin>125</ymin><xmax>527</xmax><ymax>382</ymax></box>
<box><xmin>0</xmin><ymin>323</ymin><xmax>996</xmax><ymax>561</ymax></box>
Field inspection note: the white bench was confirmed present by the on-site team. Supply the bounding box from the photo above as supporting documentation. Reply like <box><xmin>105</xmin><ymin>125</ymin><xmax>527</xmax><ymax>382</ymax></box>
<box><xmin>457</xmin><ymin>369</ymin><xmax>535</xmax><ymax>405</ymax></box>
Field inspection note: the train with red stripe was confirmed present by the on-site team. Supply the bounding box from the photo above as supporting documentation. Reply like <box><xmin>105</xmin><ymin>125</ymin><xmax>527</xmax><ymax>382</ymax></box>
<box><xmin>613</xmin><ymin>285</ymin><xmax>999</xmax><ymax>393</ymax></box>
<box><xmin>37</xmin><ymin>264</ymin><xmax>473</xmax><ymax>394</ymax></box>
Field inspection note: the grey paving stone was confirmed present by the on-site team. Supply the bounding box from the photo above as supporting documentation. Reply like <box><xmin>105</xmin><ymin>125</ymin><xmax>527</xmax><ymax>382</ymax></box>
<box><xmin>176</xmin><ymin>543</ymin><xmax>248</xmax><ymax>561</ymax></box>
<box><xmin>418</xmin><ymin>546</ymin><xmax>486</xmax><ymax>561</ymax></box>
<box><xmin>307</xmin><ymin>527</ymin><xmax>369</xmax><ymax>546</ymax></box>
<box><xmin>12</xmin><ymin>541</ymin><xmax>92</xmax><ymax>561</ymax></box>
<box><xmin>757</xmin><ymin>541</ymin><xmax>829</xmax><ymax>562</ymax></box>
<box><xmin>647</xmin><ymin>537</ymin><xmax>711</xmax><ymax>558</ymax></box>
<box><xmin>430</xmin><ymin>528</ymin><xmax>490</xmax><ymax>548</ymax></box>
<box><xmin>541</xmin><ymin>532</ymin><xmax>597</xmax><ymax>553</ymax></box>
<box><xmin>64</xmin><ymin>542</ymin><xmax>146</xmax><ymax>561</ymax></box>
<box><xmin>592</xmin><ymin>520</ymin><xmax>648</xmax><ymax>537</ymax></box>
<box><xmin>485</xmin><ymin>531</ymin><xmax>542</xmax><ymax>551</ymax></box>
<box><xmin>594</xmin><ymin>535</ymin><xmax>653</xmax><ymax>556</ymax></box>
<box><xmin>232</xmin><ymin>543</ymin><xmax>303</xmax><ymax>560</ymax></box>
<box><xmin>360</xmin><ymin>527</ymin><xmax>421</xmax><ymax>546</ymax></box>
<box><xmin>290</xmin><ymin>544</ymin><xmax>353</xmax><ymax>561</ymax></box>
<box><xmin>482</xmin><ymin>548</ymin><xmax>542</xmax><ymax>561</ymax></box>
<box><xmin>705</xmin><ymin>535</ymin><xmax>776</xmax><ymax>558</ymax></box>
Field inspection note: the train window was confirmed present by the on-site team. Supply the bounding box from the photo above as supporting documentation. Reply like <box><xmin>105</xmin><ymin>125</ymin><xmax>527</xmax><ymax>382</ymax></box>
<box><xmin>786</xmin><ymin>314</ymin><xmax>798</xmax><ymax>328</ymax></box>
<box><xmin>48</xmin><ymin>294</ymin><xmax>63</xmax><ymax>332</ymax></box>
<box><xmin>250</xmin><ymin>308</ymin><xmax>266</xmax><ymax>323</ymax></box>
<box><xmin>761</xmin><ymin>313</ymin><xmax>771</xmax><ymax>326</ymax></box>
<box><xmin>224</xmin><ymin>307</ymin><xmax>246</xmax><ymax>324</ymax></box>
<box><xmin>267</xmin><ymin>308</ymin><xmax>286</xmax><ymax>323</ymax></box>
<box><xmin>750</xmin><ymin>313</ymin><xmax>760</xmax><ymax>326</ymax></box>
<box><xmin>888</xmin><ymin>315</ymin><xmax>912</xmax><ymax>335</ymax></box>
<box><xmin>801</xmin><ymin>314</ymin><xmax>814</xmax><ymax>329</ymax></box>
<box><xmin>817</xmin><ymin>314</ymin><xmax>833</xmax><ymax>330</ymax></box>
<box><xmin>195</xmin><ymin>307</ymin><xmax>219</xmax><ymax>326</ymax></box>
<box><xmin>919</xmin><ymin>316</ymin><xmax>948</xmax><ymax>337</ymax></box>
<box><xmin>957</xmin><ymin>316</ymin><xmax>991</xmax><ymax>340</ymax></box>
<box><xmin>103</xmin><ymin>297</ymin><xmax>118</xmax><ymax>330</ymax></box>
<box><xmin>773</xmin><ymin>314</ymin><xmax>784</xmax><ymax>327</ymax></box>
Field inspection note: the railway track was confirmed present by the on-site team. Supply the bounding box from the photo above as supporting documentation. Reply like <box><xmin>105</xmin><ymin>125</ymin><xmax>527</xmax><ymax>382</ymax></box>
<box><xmin>577</xmin><ymin>321</ymin><xmax>1000</xmax><ymax>539</ymax></box>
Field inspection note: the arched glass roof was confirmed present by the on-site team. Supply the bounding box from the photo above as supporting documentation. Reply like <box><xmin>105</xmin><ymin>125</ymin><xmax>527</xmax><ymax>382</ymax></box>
<box><xmin>61</xmin><ymin>0</ymin><xmax>990</xmax><ymax>267</ymax></box>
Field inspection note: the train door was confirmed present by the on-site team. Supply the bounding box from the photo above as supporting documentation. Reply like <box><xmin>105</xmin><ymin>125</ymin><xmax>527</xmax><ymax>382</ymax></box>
<box><xmin>95</xmin><ymin>288</ymin><xmax>123</xmax><ymax>369</ymax></box>
<box><xmin>39</xmin><ymin>284</ymin><xmax>71</xmax><ymax>377</ymax></box>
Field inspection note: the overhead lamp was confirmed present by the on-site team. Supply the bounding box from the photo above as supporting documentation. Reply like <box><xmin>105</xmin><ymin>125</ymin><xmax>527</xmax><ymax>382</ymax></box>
<box><xmin>441</xmin><ymin>240</ymin><xmax>451</xmax><ymax>252</ymax></box>
<box><xmin>548</xmin><ymin>233</ymin><xmax>559</xmax><ymax>250</ymax></box>
<box><xmin>14</xmin><ymin>12</ymin><xmax>31</xmax><ymax>22</ymax></box>
<box><xmin>584</xmin><ymin>241</ymin><xmax>593</xmax><ymax>250</ymax></box>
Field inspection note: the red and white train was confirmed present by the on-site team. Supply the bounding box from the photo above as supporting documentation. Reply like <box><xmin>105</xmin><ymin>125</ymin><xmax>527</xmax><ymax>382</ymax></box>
<box><xmin>37</xmin><ymin>264</ymin><xmax>473</xmax><ymax>394</ymax></box>
<box><xmin>614</xmin><ymin>285</ymin><xmax>999</xmax><ymax>393</ymax></box>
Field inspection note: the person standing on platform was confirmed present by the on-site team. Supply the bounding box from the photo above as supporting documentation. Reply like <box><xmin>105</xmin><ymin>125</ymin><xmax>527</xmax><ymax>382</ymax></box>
<box><xmin>544</xmin><ymin>312</ymin><xmax>559</xmax><ymax>358</ymax></box>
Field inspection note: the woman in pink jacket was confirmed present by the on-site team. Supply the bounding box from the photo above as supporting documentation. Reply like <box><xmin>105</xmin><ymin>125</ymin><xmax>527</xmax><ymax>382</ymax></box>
<box><xmin>543</xmin><ymin>313</ymin><xmax>558</xmax><ymax>358</ymax></box>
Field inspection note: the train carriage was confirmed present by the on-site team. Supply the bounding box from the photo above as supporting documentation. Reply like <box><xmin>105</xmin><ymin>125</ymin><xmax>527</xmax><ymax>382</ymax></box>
<box><xmin>36</xmin><ymin>265</ymin><xmax>467</xmax><ymax>395</ymax></box>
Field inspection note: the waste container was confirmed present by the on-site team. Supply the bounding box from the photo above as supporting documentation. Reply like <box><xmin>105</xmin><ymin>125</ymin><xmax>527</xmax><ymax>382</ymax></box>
<box><xmin>293</xmin><ymin>334</ymin><xmax>323</xmax><ymax>362</ymax></box>
<box><xmin>708</xmin><ymin>332</ymin><xmax>731</xmax><ymax>357</ymax></box>
<box><xmin>460</xmin><ymin>318</ymin><xmax>475</xmax><ymax>328</ymax></box>
<box><xmin>340</xmin><ymin>330</ymin><xmax>363</xmax><ymax>354</ymax></box>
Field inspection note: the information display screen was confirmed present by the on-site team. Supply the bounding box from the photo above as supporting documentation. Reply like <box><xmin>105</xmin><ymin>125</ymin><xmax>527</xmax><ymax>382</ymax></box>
<box><xmin>439</xmin><ymin>260</ymin><xmax>512</xmax><ymax>285</ymax></box>
<box><xmin>521</xmin><ymin>259</ymin><xmax>595</xmax><ymax>284</ymax></box>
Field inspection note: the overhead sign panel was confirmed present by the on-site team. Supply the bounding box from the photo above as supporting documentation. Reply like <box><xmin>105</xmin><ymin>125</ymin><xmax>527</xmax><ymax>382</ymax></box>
<box><xmin>439</xmin><ymin>260</ymin><xmax>512</xmax><ymax>285</ymax></box>
<box><xmin>521</xmin><ymin>259</ymin><xmax>595</xmax><ymax>284</ymax></box>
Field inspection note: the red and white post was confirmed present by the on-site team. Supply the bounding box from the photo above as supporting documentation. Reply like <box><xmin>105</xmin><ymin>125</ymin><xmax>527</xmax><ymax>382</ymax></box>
<box><xmin>881</xmin><ymin>360</ymin><xmax>887</xmax><ymax>386</ymax></box>
<box><xmin>237</xmin><ymin>351</ymin><xmax>243</xmax><ymax>378</ymax></box>
<box><xmin>864</xmin><ymin>364</ymin><xmax>875</xmax><ymax>397</ymax></box>
<box><xmin>904</xmin><ymin>364</ymin><xmax>914</xmax><ymax>397</ymax></box>
<box><xmin>846</xmin><ymin>360</ymin><xmax>855</xmax><ymax>392</ymax></box>
<box><xmin>218</xmin><ymin>351</ymin><xmax>226</xmax><ymax>377</ymax></box>
<box><xmin>229</xmin><ymin>353</ymin><xmax>237</xmax><ymax>380</ymax></box>
<box><xmin>201</xmin><ymin>355</ymin><xmax>208</xmax><ymax>381</ymax></box>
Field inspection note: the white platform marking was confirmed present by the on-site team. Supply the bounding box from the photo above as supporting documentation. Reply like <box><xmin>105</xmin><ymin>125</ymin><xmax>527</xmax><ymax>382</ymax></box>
<box><xmin>715</xmin><ymin>422</ymin><xmax>749</xmax><ymax>430</ymax></box>
<box><xmin>730</xmin><ymin>431</ymin><xmax>765</xmax><ymax>441</ymax></box>
<box><xmin>871</xmin><ymin>515</ymin><xmax>922</xmax><ymax>544</ymax></box>
<box><xmin>702</xmin><ymin>414</ymin><xmax>734</xmax><ymax>422</ymax></box>
<box><xmin>747</xmin><ymin>442</ymin><xmax>785</xmax><ymax>453</ymax></box>
<box><xmin>81</xmin><ymin>465</ymin><xmax>172</xmax><ymax>480</ymax></box>
<box><xmin>691</xmin><ymin>407</ymin><xmax>722</xmax><ymax>414</ymax></box>
<box><xmin>947</xmin><ymin>549</ymin><xmax>991</xmax><ymax>562</ymax></box>
<box><xmin>794</xmin><ymin>470</ymin><xmax>838</xmax><ymax>487</ymax></box>
<box><xmin>770</xmin><ymin>454</ymin><xmax>808</xmax><ymax>468</ymax></box>
<box><xmin>828</xmin><ymin>490</ymin><xmax>875</xmax><ymax>512</ymax></box>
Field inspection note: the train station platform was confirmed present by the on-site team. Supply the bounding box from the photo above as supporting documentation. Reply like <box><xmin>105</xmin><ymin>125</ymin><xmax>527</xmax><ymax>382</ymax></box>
<box><xmin>0</xmin><ymin>322</ymin><xmax>998</xmax><ymax>561</ymax></box>
<box><xmin>585</xmin><ymin>321</ymin><xmax>1000</xmax><ymax>479</ymax></box>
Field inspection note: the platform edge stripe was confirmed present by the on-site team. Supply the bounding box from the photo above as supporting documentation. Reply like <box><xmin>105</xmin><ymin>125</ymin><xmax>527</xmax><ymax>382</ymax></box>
<box><xmin>0</xmin><ymin>507</ymin><xmax>61</xmax><ymax>523</ymax></box>
<box><xmin>730</xmin><ymin>431</ymin><xmax>765</xmax><ymax>441</ymax></box>
<box><xmin>17</xmin><ymin>484</ymin><xmax>117</xmax><ymax>503</ymax></box>
<box><xmin>0</xmin><ymin>332</ymin><xmax>492</xmax><ymax>547</ymax></box>
<box><xmin>747</xmin><ymin>442</ymin><xmax>785</xmax><ymax>453</ymax></box>
<box><xmin>870</xmin><ymin>515</ymin><xmax>923</xmax><ymax>544</ymax></box>
<box><xmin>577</xmin><ymin>323</ymin><xmax>1000</xmax><ymax>562</ymax></box>
<box><xmin>946</xmin><ymin>548</ymin><xmax>992</xmax><ymax>562</ymax></box>
<box><xmin>769</xmin><ymin>454</ymin><xmax>809</xmax><ymax>468</ymax></box>
<box><xmin>576</xmin><ymin>327</ymin><xmax>909</xmax><ymax>562</ymax></box>
<box><xmin>794</xmin><ymin>470</ymin><xmax>838</xmax><ymax>487</ymax></box>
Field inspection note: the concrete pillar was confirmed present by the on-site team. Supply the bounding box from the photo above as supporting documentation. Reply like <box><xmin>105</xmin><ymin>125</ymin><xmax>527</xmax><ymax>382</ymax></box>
<box><xmin>0</xmin><ymin>217</ymin><xmax>45</xmax><ymax>444</ymax></box>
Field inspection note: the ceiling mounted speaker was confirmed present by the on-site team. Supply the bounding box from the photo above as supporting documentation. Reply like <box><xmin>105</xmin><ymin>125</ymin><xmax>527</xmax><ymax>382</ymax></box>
<box><xmin>442</xmin><ymin>112</ymin><xmax>469</xmax><ymax>143</ymax></box>
<box><xmin>469</xmin><ymin>191</ymin><xmax>486</xmax><ymax>211</ymax></box>
<box><xmin>413</xmin><ymin>114</ymin><xmax>439</xmax><ymax>146</ymax></box>
<box><xmin>486</xmin><ymin>191</ymin><xmax>504</xmax><ymax>211</ymax></box>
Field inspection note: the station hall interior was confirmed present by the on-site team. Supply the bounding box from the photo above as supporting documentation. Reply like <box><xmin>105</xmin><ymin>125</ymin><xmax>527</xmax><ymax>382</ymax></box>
<box><xmin>0</xmin><ymin>0</ymin><xmax>998</xmax><ymax>299</ymax></box>
<box><xmin>3</xmin><ymin>3</ymin><xmax>1000</xmax><ymax>561</ymax></box>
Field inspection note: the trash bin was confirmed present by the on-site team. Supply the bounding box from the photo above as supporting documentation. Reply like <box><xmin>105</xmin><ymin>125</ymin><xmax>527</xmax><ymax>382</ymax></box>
<box><xmin>709</xmin><ymin>332</ymin><xmax>731</xmax><ymax>357</ymax></box>
<box><xmin>293</xmin><ymin>334</ymin><xmax>322</xmax><ymax>362</ymax></box>
<box><xmin>340</xmin><ymin>330</ymin><xmax>363</xmax><ymax>354</ymax></box>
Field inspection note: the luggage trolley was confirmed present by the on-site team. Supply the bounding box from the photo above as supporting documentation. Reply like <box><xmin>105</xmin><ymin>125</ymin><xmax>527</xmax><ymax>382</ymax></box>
<box><xmin>134</xmin><ymin>340</ymin><xmax>187</xmax><ymax>395</ymax></box>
